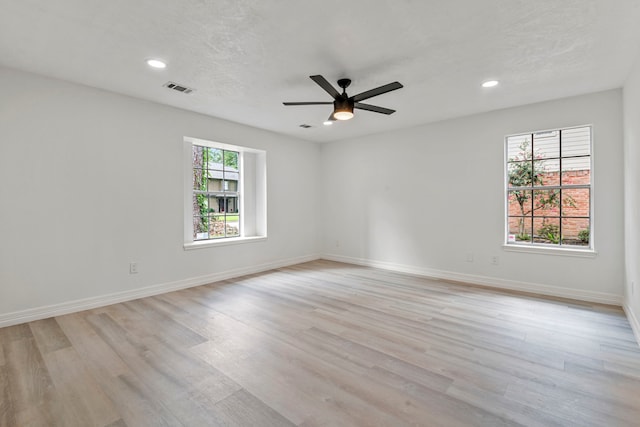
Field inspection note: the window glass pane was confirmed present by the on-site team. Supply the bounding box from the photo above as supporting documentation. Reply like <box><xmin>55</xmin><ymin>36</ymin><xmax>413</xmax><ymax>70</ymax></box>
<box><xmin>507</xmin><ymin>135</ymin><xmax>531</xmax><ymax>162</ymax></box>
<box><xmin>562</xmin><ymin>189</ymin><xmax>589</xmax><ymax>217</ymax></box>
<box><xmin>224</xmin><ymin>151</ymin><xmax>239</xmax><ymax>170</ymax></box>
<box><xmin>533</xmin><ymin>131</ymin><xmax>559</xmax><ymax>159</ymax></box>
<box><xmin>193</xmin><ymin>193</ymin><xmax>209</xmax><ymax>238</ymax></box>
<box><xmin>209</xmin><ymin>148</ymin><xmax>224</xmax><ymax>171</ymax></box>
<box><xmin>535</xmin><ymin>159</ymin><xmax>559</xmax><ymax>186</ymax></box>
<box><xmin>206</xmin><ymin>195</ymin><xmax>218</xmax><ymax>214</ymax></box>
<box><xmin>509</xmin><ymin>190</ymin><xmax>533</xmax><ymax>217</ymax></box>
<box><xmin>562</xmin><ymin>218</ymin><xmax>590</xmax><ymax>246</ymax></box>
<box><xmin>193</xmin><ymin>168</ymin><xmax>206</xmax><ymax>191</ymax></box>
<box><xmin>206</xmin><ymin>177</ymin><xmax>216</xmax><ymax>192</ymax></box>
<box><xmin>508</xmin><ymin>217</ymin><xmax>532</xmax><ymax>242</ymax></box>
<box><xmin>224</xmin><ymin>170</ymin><xmax>240</xmax><ymax>183</ymax></box>
<box><xmin>226</xmin><ymin>209</ymin><xmax>240</xmax><ymax>237</ymax></box>
<box><xmin>226</xmin><ymin>196</ymin><xmax>238</xmax><ymax>214</ymax></box>
<box><xmin>561</xmin><ymin>127</ymin><xmax>591</xmax><ymax>157</ymax></box>
<box><xmin>208</xmin><ymin>171</ymin><xmax>223</xmax><ymax>190</ymax></box>
<box><xmin>193</xmin><ymin>217</ymin><xmax>210</xmax><ymax>240</ymax></box>
<box><xmin>508</xmin><ymin>161</ymin><xmax>534</xmax><ymax>188</ymax></box>
<box><xmin>193</xmin><ymin>145</ymin><xmax>205</xmax><ymax>164</ymax></box>
<box><xmin>533</xmin><ymin>189</ymin><xmax>560</xmax><ymax>217</ymax></box>
<box><xmin>193</xmin><ymin>193</ymin><xmax>209</xmax><ymax>214</ymax></box>
<box><xmin>534</xmin><ymin>218</ymin><xmax>561</xmax><ymax>245</ymax></box>
<box><xmin>208</xmin><ymin>169</ymin><xmax>224</xmax><ymax>182</ymax></box>
<box><xmin>193</xmin><ymin>146</ymin><xmax>206</xmax><ymax>191</ymax></box>
<box><xmin>209</xmin><ymin>214</ymin><xmax>225</xmax><ymax>238</ymax></box>
<box><xmin>562</xmin><ymin>157</ymin><xmax>590</xmax><ymax>185</ymax></box>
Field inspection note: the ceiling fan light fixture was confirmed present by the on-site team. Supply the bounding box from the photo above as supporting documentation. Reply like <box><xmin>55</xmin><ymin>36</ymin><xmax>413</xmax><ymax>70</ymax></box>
<box><xmin>333</xmin><ymin>110</ymin><xmax>354</xmax><ymax>121</ymax></box>
<box><xmin>333</xmin><ymin>98</ymin><xmax>354</xmax><ymax>120</ymax></box>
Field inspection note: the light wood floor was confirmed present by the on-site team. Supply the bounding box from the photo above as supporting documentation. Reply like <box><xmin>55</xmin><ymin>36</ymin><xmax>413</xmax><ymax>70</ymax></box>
<box><xmin>2</xmin><ymin>260</ymin><xmax>640</xmax><ymax>426</ymax></box>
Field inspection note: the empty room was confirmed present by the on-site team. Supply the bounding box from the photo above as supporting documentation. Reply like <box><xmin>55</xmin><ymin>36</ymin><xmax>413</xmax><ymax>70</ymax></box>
<box><xmin>2</xmin><ymin>1</ymin><xmax>640</xmax><ymax>426</ymax></box>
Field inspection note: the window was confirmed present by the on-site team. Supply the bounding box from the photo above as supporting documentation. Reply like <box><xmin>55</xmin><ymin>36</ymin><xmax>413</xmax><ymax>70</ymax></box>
<box><xmin>506</xmin><ymin>125</ymin><xmax>591</xmax><ymax>249</ymax></box>
<box><xmin>192</xmin><ymin>146</ymin><xmax>240</xmax><ymax>240</ymax></box>
<box><xmin>183</xmin><ymin>137</ymin><xmax>267</xmax><ymax>248</ymax></box>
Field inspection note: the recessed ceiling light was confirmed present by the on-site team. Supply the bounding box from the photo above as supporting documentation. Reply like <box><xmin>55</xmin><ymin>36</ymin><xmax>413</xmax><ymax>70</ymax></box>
<box><xmin>482</xmin><ymin>80</ymin><xmax>499</xmax><ymax>88</ymax></box>
<box><xmin>146</xmin><ymin>59</ymin><xmax>167</xmax><ymax>69</ymax></box>
<box><xmin>323</xmin><ymin>121</ymin><xmax>333</xmax><ymax>126</ymax></box>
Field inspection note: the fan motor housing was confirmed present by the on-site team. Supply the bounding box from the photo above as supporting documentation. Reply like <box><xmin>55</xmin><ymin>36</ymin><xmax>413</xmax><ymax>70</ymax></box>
<box><xmin>334</xmin><ymin>97</ymin><xmax>354</xmax><ymax>110</ymax></box>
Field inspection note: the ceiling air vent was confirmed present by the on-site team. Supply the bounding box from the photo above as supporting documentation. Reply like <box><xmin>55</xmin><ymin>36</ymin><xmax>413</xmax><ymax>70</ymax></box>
<box><xmin>163</xmin><ymin>81</ymin><xmax>194</xmax><ymax>94</ymax></box>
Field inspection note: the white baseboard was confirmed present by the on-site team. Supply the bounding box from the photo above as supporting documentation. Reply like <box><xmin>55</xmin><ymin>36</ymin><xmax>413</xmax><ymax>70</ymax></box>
<box><xmin>0</xmin><ymin>254</ymin><xmax>320</xmax><ymax>328</ymax></box>
<box><xmin>623</xmin><ymin>303</ymin><xmax>640</xmax><ymax>346</ymax></box>
<box><xmin>322</xmin><ymin>253</ymin><xmax>622</xmax><ymax>306</ymax></box>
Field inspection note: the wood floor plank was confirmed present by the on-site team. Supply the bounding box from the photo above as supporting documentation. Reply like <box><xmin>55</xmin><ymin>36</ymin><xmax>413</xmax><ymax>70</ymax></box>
<box><xmin>212</xmin><ymin>389</ymin><xmax>296</xmax><ymax>427</ymax></box>
<box><xmin>55</xmin><ymin>312</ymin><xmax>129</xmax><ymax>378</ymax></box>
<box><xmin>40</xmin><ymin>346</ymin><xmax>120</xmax><ymax>427</ymax></box>
<box><xmin>1</xmin><ymin>260</ymin><xmax>639</xmax><ymax>426</ymax></box>
<box><xmin>0</xmin><ymin>364</ymin><xmax>17</xmax><ymax>427</ymax></box>
<box><xmin>0</xmin><ymin>323</ymin><xmax>32</xmax><ymax>342</ymax></box>
<box><xmin>108</xmin><ymin>373</ymin><xmax>187</xmax><ymax>427</ymax></box>
<box><xmin>3</xmin><ymin>337</ymin><xmax>56</xmax><ymax>426</ymax></box>
<box><xmin>446</xmin><ymin>379</ymin><xmax>568</xmax><ymax>427</ymax></box>
<box><xmin>29</xmin><ymin>317</ymin><xmax>72</xmax><ymax>355</ymax></box>
<box><xmin>505</xmin><ymin>375</ymin><xmax>639</xmax><ymax>426</ymax></box>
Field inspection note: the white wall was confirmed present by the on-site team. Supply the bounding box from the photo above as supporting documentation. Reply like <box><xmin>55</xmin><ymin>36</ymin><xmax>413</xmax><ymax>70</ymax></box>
<box><xmin>321</xmin><ymin>90</ymin><xmax>625</xmax><ymax>304</ymax></box>
<box><xmin>0</xmin><ymin>66</ymin><xmax>320</xmax><ymax>324</ymax></box>
<box><xmin>623</xmin><ymin>52</ymin><xmax>640</xmax><ymax>339</ymax></box>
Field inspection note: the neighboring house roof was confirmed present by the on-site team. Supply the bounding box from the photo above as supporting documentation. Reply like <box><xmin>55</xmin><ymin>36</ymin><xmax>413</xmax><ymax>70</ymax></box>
<box><xmin>206</xmin><ymin>162</ymin><xmax>239</xmax><ymax>181</ymax></box>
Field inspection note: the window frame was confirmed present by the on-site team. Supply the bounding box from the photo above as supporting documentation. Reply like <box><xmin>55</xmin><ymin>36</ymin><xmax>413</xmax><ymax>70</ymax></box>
<box><xmin>503</xmin><ymin>125</ymin><xmax>596</xmax><ymax>256</ymax></box>
<box><xmin>183</xmin><ymin>136</ymin><xmax>267</xmax><ymax>250</ymax></box>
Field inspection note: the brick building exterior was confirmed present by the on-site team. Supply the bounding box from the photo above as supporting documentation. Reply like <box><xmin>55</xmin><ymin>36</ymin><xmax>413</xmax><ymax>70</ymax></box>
<box><xmin>508</xmin><ymin>170</ymin><xmax>590</xmax><ymax>245</ymax></box>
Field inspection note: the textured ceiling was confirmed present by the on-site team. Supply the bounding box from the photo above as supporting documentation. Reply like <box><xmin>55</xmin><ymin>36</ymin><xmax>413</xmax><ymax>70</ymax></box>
<box><xmin>1</xmin><ymin>0</ymin><xmax>640</xmax><ymax>143</ymax></box>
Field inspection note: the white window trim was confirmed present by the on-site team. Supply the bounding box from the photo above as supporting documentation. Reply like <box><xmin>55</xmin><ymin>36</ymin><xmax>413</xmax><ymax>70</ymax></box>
<box><xmin>503</xmin><ymin>124</ymin><xmax>595</xmax><ymax>253</ymax></box>
<box><xmin>502</xmin><ymin>244</ymin><xmax>597</xmax><ymax>258</ymax></box>
<box><xmin>184</xmin><ymin>235</ymin><xmax>267</xmax><ymax>251</ymax></box>
<box><xmin>183</xmin><ymin>136</ymin><xmax>267</xmax><ymax>250</ymax></box>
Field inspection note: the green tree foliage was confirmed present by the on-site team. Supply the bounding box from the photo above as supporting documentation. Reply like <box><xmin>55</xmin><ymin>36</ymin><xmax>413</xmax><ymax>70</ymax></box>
<box><xmin>209</xmin><ymin>149</ymin><xmax>238</xmax><ymax>169</ymax></box>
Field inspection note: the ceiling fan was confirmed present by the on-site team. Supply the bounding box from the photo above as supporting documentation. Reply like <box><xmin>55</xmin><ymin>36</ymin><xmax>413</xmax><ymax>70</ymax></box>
<box><xmin>283</xmin><ymin>75</ymin><xmax>403</xmax><ymax>122</ymax></box>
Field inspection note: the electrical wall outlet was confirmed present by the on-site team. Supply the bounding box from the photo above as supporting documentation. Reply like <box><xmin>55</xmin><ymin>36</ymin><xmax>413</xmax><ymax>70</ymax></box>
<box><xmin>491</xmin><ymin>256</ymin><xmax>499</xmax><ymax>265</ymax></box>
<box><xmin>129</xmin><ymin>262</ymin><xmax>138</xmax><ymax>274</ymax></box>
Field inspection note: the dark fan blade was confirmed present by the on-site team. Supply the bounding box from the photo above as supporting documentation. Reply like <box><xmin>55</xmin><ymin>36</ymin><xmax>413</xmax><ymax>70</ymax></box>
<box><xmin>327</xmin><ymin>113</ymin><xmax>337</xmax><ymax>121</ymax></box>
<box><xmin>354</xmin><ymin>102</ymin><xmax>396</xmax><ymax>115</ymax></box>
<box><xmin>283</xmin><ymin>102</ymin><xmax>333</xmax><ymax>106</ymax></box>
<box><xmin>310</xmin><ymin>75</ymin><xmax>341</xmax><ymax>99</ymax></box>
<box><xmin>352</xmin><ymin>82</ymin><xmax>403</xmax><ymax>102</ymax></box>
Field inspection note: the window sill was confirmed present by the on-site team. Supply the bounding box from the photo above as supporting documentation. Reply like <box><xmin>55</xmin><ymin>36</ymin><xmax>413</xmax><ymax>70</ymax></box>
<box><xmin>502</xmin><ymin>243</ymin><xmax>597</xmax><ymax>258</ymax></box>
<box><xmin>184</xmin><ymin>235</ymin><xmax>267</xmax><ymax>251</ymax></box>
